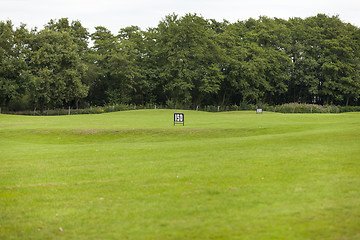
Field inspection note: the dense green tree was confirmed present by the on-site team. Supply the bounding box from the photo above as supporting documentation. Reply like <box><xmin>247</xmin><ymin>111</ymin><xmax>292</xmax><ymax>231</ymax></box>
<box><xmin>90</xmin><ymin>26</ymin><xmax>145</xmax><ymax>105</ymax></box>
<box><xmin>286</xmin><ymin>17</ymin><xmax>320</xmax><ymax>103</ymax></box>
<box><xmin>1</xmin><ymin>14</ymin><xmax>360</xmax><ymax>112</ymax></box>
<box><xmin>118</xmin><ymin>26</ymin><xmax>152</xmax><ymax>105</ymax></box>
<box><xmin>88</xmin><ymin>26</ymin><xmax>117</xmax><ymax>105</ymax></box>
<box><xmin>300</xmin><ymin>15</ymin><xmax>360</xmax><ymax>105</ymax></box>
<box><xmin>221</xmin><ymin>18</ymin><xmax>292</xmax><ymax>105</ymax></box>
<box><xmin>24</xmin><ymin>29</ymin><xmax>88</xmax><ymax>111</ymax></box>
<box><xmin>155</xmin><ymin>14</ymin><xmax>224</xmax><ymax>106</ymax></box>
<box><xmin>45</xmin><ymin>18</ymin><xmax>94</xmax><ymax>109</ymax></box>
<box><xmin>245</xmin><ymin>17</ymin><xmax>293</xmax><ymax>104</ymax></box>
<box><xmin>0</xmin><ymin>21</ymin><xmax>29</xmax><ymax>110</ymax></box>
<box><xmin>221</xmin><ymin>21</ymin><xmax>267</xmax><ymax>104</ymax></box>
<box><xmin>45</xmin><ymin>18</ymin><xmax>90</xmax><ymax>56</ymax></box>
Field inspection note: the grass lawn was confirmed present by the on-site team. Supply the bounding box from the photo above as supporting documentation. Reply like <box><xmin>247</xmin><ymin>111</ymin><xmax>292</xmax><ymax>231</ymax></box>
<box><xmin>0</xmin><ymin>110</ymin><xmax>359</xmax><ymax>239</ymax></box>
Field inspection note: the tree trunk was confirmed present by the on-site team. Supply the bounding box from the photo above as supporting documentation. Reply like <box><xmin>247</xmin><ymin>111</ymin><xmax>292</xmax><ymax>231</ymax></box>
<box><xmin>4</xmin><ymin>97</ymin><xmax>11</xmax><ymax>112</ymax></box>
<box><xmin>221</xmin><ymin>92</ymin><xmax>226</xmax><ymax>107</ymax></box>
<box><xmin>39</xmin><ymin>102</ymin><xmax>44</xmax><ymax>114</ymax></box>
<box><xmin>293</xmin><ymin>88</ymin><xmax>296</xmax><ymax>103</ymax></box>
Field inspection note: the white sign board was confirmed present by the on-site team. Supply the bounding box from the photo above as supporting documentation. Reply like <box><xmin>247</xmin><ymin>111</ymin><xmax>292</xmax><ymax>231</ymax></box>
<box><xmin>174</xmin><ymin>113</ymin><xmax>184</xmax><ymax>126</ymax></box>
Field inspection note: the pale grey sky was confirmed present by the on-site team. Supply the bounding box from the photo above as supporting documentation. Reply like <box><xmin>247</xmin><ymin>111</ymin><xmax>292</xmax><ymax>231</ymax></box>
<box><xmin>1</xmin><ymin>0</ymin><xmax>360</xmax><ymax>33</ymax></box>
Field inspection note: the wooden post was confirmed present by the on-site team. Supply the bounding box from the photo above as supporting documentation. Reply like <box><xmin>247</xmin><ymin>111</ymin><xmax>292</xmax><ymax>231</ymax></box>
<box><xmin>68</xmin><ymin>106</ymin><xmax>71</xmax><ymax>115</ymax></box>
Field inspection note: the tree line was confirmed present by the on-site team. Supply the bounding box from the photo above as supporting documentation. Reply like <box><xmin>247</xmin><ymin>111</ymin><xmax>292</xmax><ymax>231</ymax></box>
<box><xmin>1</xmin><ymin>13</ymin><xmax>360</xmax><ymax>112</ymax></box>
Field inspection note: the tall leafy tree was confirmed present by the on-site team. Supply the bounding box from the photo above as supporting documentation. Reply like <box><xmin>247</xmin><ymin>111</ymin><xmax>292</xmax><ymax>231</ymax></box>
<box><xmin>90</xmin><ymin>26</ymin><xmax>145</xmax><ymax>105</ymax></box>
<box><xmin>45</xmin><ymin>18</ymin><xmax>90</xmax><ymax>56</ymax></box>
<box><xmin>1</xmin><ymin>14</ymin><xmax>360</xmax><ymax>111</ymax></box>
<box><xmin>221</xmin><ymin>18</ymin><xmax>292</xmax><ymax>105</ymax></box>
<box><xmin>286</xmin><ymin>17</ymin><xmax>320</xmax><ymax>103</ymax></box>
<box><xmin>0</xmin><ymin>21</ymin><xmax>29</xmax><ymax>110</ymax></box>
<box><xmin>249</xmin><ymin>17</ymin><xmax>293</xmax><ymax>104</ymax></box>
<box><xmin>117</xmin><ymin>26</ymin><xmax>149</xmax><ymax>105</ymax></box>
<box><xmin>156</xmin><ymin>14</ymin><xmax>224</xmax><ymax>106</ymax></box>
<box><xmin>45</xmin><ymin>18</ymin><xmax>92</xmax><ymax>108</ymax></box>
<box><xmin>303</xmin><ymin>14</ymin><xmax>360</xmax><ymax>105</ymax></box>
<box><xmin>88</xmin><ymin>26</ymin><xmax>117</xmax><ymax>105</ymax></box>
<box><xmin>24</xmin><ymin>29</ymin><xmax>88</xmax><ymax>111</ymax></box>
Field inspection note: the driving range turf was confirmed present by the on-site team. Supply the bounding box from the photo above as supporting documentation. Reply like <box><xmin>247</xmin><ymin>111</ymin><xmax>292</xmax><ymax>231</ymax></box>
<box><xmin>0</xmin><ymin>110</ymin><xmax>359</xmax><ymax>239</ymax></box>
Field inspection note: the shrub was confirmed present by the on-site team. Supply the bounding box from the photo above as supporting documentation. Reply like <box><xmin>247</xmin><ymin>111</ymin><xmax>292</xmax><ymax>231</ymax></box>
<box><xmin>4</xmin><ymin>102</ymin><xmax>359</xmax><ymax>116</ymax></box>
<box><xmin>274</xmin><ymin>103</ymin><xmax>341</xmax><ymax>113</ymax></box>
<box><xmin>339</xmin><ymin>106</ymin><xmax>360</xmax><ymax>113</ymax></box>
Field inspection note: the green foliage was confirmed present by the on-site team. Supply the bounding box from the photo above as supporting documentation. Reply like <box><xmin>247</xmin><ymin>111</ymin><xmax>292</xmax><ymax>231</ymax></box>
<box><xmin>338</xmin><ymin>105</ymin><xmax>360</xmax><ymax>112</ymax></box>
<box><xmin>1</xmin><ymin>14</ymin><xmax>360</xmax><ymax>112</ymax></box>
<box><xmin>156</xmin><ymin>14</ymin><xmax>225</xmax><ymax>106</ymax></box>
<box><xmin>45</xmin><ymin>18</ymin><xmax>90</xmax><ymax>55</ymax></box>
<box><xmin>0</xmin><ymin>21</ymin><xmax>29</xmax><ymax>110</ymax></box>
<box><xmin>275</xmin><ymin>103</ymin><xmax>340</xmax><ymax>113</ymax></box>
<box><xmin>23</xmin><ymin>29</ymin><xmax>88</xmax><ymax>111</ymax></box>
<box><xmin>89</xmin><ymin>26</ymin><xmax>146</xmax><ymax>105</ymax></box>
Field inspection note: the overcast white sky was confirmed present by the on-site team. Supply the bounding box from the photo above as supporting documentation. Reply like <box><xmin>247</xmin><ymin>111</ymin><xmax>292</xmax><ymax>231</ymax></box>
<box><xmin>1</xmin><ymin>0</ymin><xmax>360</xmax><ymax>33</ymax></box>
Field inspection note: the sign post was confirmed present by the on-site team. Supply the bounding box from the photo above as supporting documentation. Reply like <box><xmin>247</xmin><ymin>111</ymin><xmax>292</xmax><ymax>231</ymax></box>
<box><xmin>174</xmin><ymin>113</ymin><xmax>184</xmax><ymax>126</ymax></box>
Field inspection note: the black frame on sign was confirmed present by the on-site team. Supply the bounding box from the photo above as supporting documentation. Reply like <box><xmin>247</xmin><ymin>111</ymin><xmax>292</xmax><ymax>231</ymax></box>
<box><xmin>174</xmin><ymin>113</ymin><xmax>184</xmax><ymax>126</ymax></box>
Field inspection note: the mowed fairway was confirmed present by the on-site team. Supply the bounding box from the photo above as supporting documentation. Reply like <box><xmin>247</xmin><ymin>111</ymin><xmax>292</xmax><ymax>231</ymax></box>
<box><xmin>0</xmin><ymin>110</ymin><xmax>359</xmax><ymax>240</ymax></box>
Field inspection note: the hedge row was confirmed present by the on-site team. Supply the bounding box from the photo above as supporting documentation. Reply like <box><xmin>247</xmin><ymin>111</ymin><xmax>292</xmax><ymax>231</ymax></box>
<box><xmin>274</xmin><ymin>103</ymin><xmax>340</xmax><ymax>113</ymax></box>
<box><xmin>274</xmin><ymin>103</ymin><xmax>360</xmax><ymax>113</ymax></box>
<box><xmin>2</xmin><ymin>103</ymin><xmax>360</xmax><ymax>116</ymax></box>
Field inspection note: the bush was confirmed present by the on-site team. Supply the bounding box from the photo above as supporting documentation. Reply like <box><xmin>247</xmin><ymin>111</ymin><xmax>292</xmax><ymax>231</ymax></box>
<box><xmin>339</xmin><ymin>106</ymin><xmax>360</xmax><ymax>113</ymax></box>
<box><xmin>238</xmin><ymin>102</ymin><xmax>256</xmax><ymax>110</ymax></box>
<box><xmin>274</xmin><ymin>103</ymin><xmax>341</xmax><ymax>113</ymax></box>
<box><xmin>4</xmin><ymin>102</ymin><xmax>359</xmax><ymax>116</ymax></box>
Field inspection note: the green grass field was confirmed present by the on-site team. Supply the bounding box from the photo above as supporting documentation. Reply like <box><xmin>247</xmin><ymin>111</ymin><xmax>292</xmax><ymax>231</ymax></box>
<box><xmin>1</xmin><ymin>110</ymin><xmax>359</xmax><ymax>239</ymax></box>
